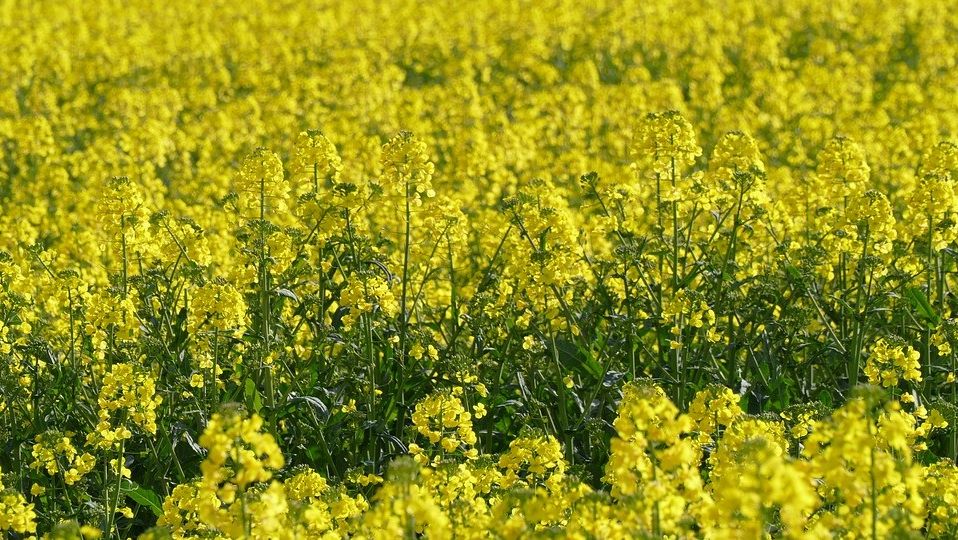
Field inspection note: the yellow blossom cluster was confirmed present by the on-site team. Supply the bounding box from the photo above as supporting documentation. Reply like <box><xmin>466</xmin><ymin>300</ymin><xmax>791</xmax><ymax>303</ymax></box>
<box><xmin>410</xmin><ymin>390</ymin><xmax>479</xmax><ymax>461</ymax></box>
<box><xmin>30</xmin><ymin>432</ymin><xmax>96</xmax><ymax>486</ymax></box>
<box><xmin>86</xmin><ymin>362</ymin><xmax>163</xmax><ymax>450</ymax></box>
<box><xmin>864</xmin><ymin>337</ymin><xmax>923</xmax><ymax>387</ymax></box>
<box><xmin>0</xmin><ymin>466</ymin><xmax>37</xmax><ymax>537</ymax></box>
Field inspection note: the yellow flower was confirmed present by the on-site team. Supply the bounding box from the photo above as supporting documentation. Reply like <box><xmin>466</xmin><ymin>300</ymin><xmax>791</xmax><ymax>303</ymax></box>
<box><xmin>379</xmin><ymin>130</ymin><xmax>436</xmax><ymax>200</ymax></box>
<box><xmin>235</xmin><ymin>147</ymin><xmax>288</xmax><ymax>219</ymax></box>
<box><xmin>632</xmin><ymin>110</ymin><xmax>701</xmax><ymax>175</ymax></box>
<box><xmin>864</xmin><ymin>338</ymin><xmax>922</xmax><ymax>387</ymax></box>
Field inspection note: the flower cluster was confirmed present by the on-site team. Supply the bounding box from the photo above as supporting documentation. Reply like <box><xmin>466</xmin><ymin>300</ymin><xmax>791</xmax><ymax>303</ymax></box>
<box><xmin>410</xmin><ymin>390</ymin><xmax>478</xmax><ymax>461</ymax></box>
<box><xmin>86</xmin><ymin>362</ymin><xmax>162</xmax><ymax>450</ymax></box>
<box><xmin>604</xmin><ymin>382</ymin><xmax>702</xmax><ymax>536</ymax></box>
<box><xmin>378</xmin><ymin>131</ymin><xmax>435</xmax><ymax>202</ymax></box>
<box><xmin>632</xmin><ymin>110</ymin><xmax>702</xmax><ymax>176</ymax></box>
<box><xmin>235</xmin><ymin>148</ymin><xmax>289</xmax><ymax>219</ymax></box>
<box><xmin>865</xmin><ymin>337</ymin><xmax>923</xmax><ymax>387</ymax></box>
<box><xmin>30</xmin><ymin>431</ymin><xmax>96</xmax><ymax>486</ymax></box>
<box><xmin>687</xmin><ymin>384</ymin><xmax>743</xmax><ymax>442</ymax></box>
<box><xmin>0</xmin><ymin>466</ymin><xmax>36</xmax><ymax>537</ymax></box>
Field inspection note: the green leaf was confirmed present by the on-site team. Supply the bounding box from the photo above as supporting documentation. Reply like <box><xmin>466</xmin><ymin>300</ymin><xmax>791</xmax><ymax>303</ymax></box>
<box><xmin>245</xmin><ymin>378</ymin><xmax>263</xmax><ymax>413</ymax></box>
<box><xmin>556</xmin><ymin>338</ymin><xmax>602</xmax><ymax>379</ymax></box>
<box><xmin>817</xmin><ymin>389</ymin><xmax>833</xmax><ymax>409</ymax></box>
<box><xmin>276</xmin><ymin>288</ymin><xmax>300</xmax><ymax>302</ymax></box>
<box><xmin>906</xmin><ymin>286</ymin><xmax>939</xmax><ymax>325</ymax></box>
<box><xmin>121</xmin><ymin>479</ymin><xmax>163</xmax><ymax>517</ymax></box>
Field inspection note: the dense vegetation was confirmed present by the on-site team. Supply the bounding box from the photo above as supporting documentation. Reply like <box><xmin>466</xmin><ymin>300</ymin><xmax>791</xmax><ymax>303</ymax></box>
<box><xmin>3</xmin><ymin>0</ymin><xmax>958</xmax><ymax>538</ymax></box>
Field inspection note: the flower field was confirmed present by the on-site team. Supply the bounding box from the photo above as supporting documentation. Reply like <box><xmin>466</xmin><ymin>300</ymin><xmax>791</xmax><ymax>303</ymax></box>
<box><xmin>4</xmin><ymin>0</ymin><xmax>958</xmax><ymax>538</ymax></box>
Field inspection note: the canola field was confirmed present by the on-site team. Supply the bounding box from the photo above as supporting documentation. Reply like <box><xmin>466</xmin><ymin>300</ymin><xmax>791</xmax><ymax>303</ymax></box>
<box><xmin>4</xmin><ymin>0</ymin><xmax>958</xmax><ymax>538</ymax></box>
